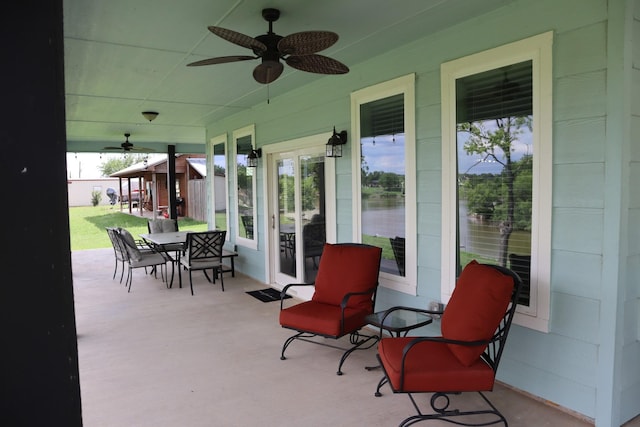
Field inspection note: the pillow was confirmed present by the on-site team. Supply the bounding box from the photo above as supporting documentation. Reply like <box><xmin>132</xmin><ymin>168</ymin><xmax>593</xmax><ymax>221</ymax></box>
<box><xmin>161</xmin><ymin>219</ymin><xmax>177</xmax><ymax>232</ymax></box>
<box><xmin>148</xmin><ymin>220</ymin><xmax>163</xmax><ymax>234</ymax></box>
<box><xmin>441</xmin><ymin>260</ymin><xmax>514</xmax><ymax>366</ymax></box>
<box><xmin>311</xmin><ymin>243</ymin><xmax>382</xmax><ymax>312</ymax></box>
<box><xmin>118</xmin><ymin>228</ymin><xmax>142</xmax><ymax>261</ymax></box>
<box><xmin>148</xmin><ymin>219</ymin><xmax>177</xmax><ymax>233</ymax></box>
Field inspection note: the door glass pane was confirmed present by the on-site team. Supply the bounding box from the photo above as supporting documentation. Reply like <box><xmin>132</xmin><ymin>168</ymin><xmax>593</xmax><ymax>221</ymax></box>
<box><xmin>456</xmin><ymin>60</ymin><xmax>533</xmax><ymax>306</ymax></box>
<box><xmin>360</xmin><ymin>94</ymin><xmax>405</xmax><ymax>276</ymax></box>
<box><xmin>301</xmin><ymin>155</ymin><xmax>325</xmax><ymax>283</ymax></box>
<box><xmin>277</xmin><ymin>158</ymin><xmax>296</xmax><ymax>277</ymax></box>
<box><xmin>236</xmin><ymin>135</ymin><xmax>254</xmax><ymax>240</ymax></box>
<box><xmin>213</xmin><ymin>142</ymin><xmax>227</xmax><ymax>231</ymax></box>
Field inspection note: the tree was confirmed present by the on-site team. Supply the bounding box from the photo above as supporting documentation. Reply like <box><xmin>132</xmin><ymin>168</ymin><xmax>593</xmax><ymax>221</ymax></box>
<box><xmin>457</xmin><ymin>115</ymin><xmax>531</xmax><ymax>266</ymax></box>
<box><xmin>99</xmin><ymin>154</ymin><xmax>146</xmax><ymax>177</ymax></box>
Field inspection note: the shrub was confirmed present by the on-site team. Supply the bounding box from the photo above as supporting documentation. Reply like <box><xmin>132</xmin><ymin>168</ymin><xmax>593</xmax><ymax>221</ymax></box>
<box><xmin>90</xmin><ymin>190</ymin><xmax>102</xmax><ymax>206</ymax></box>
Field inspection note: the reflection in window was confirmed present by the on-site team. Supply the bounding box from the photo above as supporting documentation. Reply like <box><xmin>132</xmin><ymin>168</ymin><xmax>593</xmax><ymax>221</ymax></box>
<box><xmin>212</xmin><ymin>141</ymin><xmax>227</xmax><ymax>231</ymax></box>
<box><xmin>360</xmin><ymin>94</ymin><xmax>406</xmax><ymax>277</ymax></box>
<box><xmin>301</xmin><ymin>155</ymin><xmax>326</xmax><ymax>283</ymax></box>
<box><xmin>235</xmin><ymin>130</ymin><xmax>255</xmax><ymax>242</ymax></box>
<box><xmin>456</xmin><ymin>61</ymin><xmax>533</xmax><ymax>306</ymax></box>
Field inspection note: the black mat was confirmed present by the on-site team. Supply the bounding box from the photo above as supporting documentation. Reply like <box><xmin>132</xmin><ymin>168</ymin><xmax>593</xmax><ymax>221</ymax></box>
<box><xmin>246</xmin><ymin>288</ymin><xmax>291</xmax><ymax>303</ymax></box>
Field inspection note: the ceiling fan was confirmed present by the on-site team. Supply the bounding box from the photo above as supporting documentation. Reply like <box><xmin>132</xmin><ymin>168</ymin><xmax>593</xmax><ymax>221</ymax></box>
<box><xmin>104</xmin><ymin>133</ymin><xmax>154</xmax><ymax>153</ymax></box>
<box><xmin>187</xmin><ymin>8</ymin><xmax>349</xmax><ymax>84</ymax></box>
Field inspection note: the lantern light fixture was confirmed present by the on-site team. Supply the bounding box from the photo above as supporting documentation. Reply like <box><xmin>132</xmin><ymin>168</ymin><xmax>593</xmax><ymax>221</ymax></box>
<box><xmin>247</xmin><ymin>148</ymin><xmax>262</xmax><ymax>168</ymax></box>
<box><xmin>326</xmin><ymin>127</ymin><xmax>348</xmax><ymax>158</ymax></box>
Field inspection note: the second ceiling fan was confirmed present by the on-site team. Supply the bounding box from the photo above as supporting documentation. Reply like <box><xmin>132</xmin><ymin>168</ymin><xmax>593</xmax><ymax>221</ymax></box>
<box><xmin>187</xmin><ymin>8</ymin><xmax>349</xmax><ymax>84</ymax></box>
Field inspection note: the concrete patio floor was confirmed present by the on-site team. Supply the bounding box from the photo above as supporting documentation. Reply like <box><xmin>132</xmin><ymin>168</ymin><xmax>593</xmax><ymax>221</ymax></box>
<box><xmin>72</xmin><ymin>248</ymin><xmax>630</xmax><ymax>427</ymax></box>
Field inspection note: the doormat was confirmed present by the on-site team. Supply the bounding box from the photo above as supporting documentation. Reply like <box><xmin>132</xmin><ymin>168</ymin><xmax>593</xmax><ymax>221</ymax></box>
<box><xmin>246</xmin><ymin>288</ymin><xmax>291</xmax><ymax>303</ymax></box>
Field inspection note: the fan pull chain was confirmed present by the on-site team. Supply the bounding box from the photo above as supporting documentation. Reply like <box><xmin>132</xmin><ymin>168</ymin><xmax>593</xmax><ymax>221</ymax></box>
<box><xmin>267</xmin><ymin>84</ymin><xmax>270</xmax><ymax>104</ymax></box>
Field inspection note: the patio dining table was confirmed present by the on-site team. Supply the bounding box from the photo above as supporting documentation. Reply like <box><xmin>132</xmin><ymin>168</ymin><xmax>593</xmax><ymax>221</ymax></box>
<box><xmin>140</xmin><ymin>231</ymin><xmax>238</xmax><ymax>288</ymax></box>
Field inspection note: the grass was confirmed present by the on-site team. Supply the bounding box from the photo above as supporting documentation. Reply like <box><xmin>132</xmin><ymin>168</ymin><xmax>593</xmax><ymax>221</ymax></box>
<box><xmin>69</xmin><ymin>206</ymin><xmax>208</xmax><ymax>250</ymax></box>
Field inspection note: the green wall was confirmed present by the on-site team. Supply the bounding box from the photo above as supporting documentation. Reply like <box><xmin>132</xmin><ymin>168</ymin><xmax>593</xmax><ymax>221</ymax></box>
<box><xmin>206</xmin><ymin>1</ymin><xmax>640</xmax><ymax>425</ymax></box>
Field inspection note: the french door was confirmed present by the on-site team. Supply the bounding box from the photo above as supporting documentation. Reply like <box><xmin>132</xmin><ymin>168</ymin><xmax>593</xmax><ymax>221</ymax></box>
<box><xmin>269</xmin><ymin>147</ymin><xmax>327</xmax><ymax>293</ymax></box>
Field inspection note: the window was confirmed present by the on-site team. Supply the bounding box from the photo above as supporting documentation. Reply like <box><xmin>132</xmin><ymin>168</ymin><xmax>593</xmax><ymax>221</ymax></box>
<box><xmin>441</xmin><ymin>32</ymin><xmax>552</xmax><ymax>331</ymax></box>
<box><xmin>234</xmin><ymin>125</ymin><xmax>257</xmax><ymax>249</ymax></box>
<box><xmin>210</xmin><ymin>134</ymin><xmax>228</xmax><ymax>234</ymax></box>
<box><xmin>351</xmin><ymin>74</ymin><xmax>417</xmax><ymax>294</ymax></box>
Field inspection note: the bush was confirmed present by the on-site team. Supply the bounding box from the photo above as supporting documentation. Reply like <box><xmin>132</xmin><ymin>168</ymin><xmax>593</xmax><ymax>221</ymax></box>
<box><xmin>90</xmin><ymin>190</ymin><xmax>102</xmax><ymax>207</ymax></box>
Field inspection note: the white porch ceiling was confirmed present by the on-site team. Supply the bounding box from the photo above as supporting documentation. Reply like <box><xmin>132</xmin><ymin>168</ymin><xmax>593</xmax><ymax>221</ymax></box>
<box><xmin>64</xmin><ymin>0</ymin><xmax>514</xmax><ymax>151</ymax></box>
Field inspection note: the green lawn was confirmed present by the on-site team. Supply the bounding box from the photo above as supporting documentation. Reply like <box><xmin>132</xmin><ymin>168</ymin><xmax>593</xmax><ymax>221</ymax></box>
<box><xmin>69</xmin><ymin>206</ymin><xmax>208</xmax><ymax>250</ymax></box>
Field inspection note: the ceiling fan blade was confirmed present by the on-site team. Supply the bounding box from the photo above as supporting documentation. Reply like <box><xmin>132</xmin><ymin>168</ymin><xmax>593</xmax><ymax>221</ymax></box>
<box><xmin>278</xmin><ymin>31</ymin><xmax>338</xmax><ymax>55</ymax></box>
<box><xmin>104</xmin><ymin>146</ymin><xmax>123</xmax><ymax>150</ymax></box>
<box><xmin>253</xmin><ymin>61</ymin><xmax>284</xmax><ymax>84</ymax></box>
<box><xmin>208</xmin><ymin>26</ymin><xmax>267</xmax><ymax>52</ymax></box>
<box><xmin>187</xmin><ymin>55</ymin><xmax>257</xmax><ymax>67</ymax></box>
<box><xmin>130</xmin><ymin>147</ymin><xmax>155</xmax><ymax>153</ymax></box>
<box><xmin>285</xmin><ymin>54</ymin><xmax>349</xmax><ymax>75</ymax></box>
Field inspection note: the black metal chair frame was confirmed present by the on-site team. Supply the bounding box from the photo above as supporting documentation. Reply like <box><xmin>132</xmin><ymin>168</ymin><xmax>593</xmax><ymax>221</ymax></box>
<box><xmin>279</xmin><ymin>243</ymin><xmax>382</xmax><ymax>375</ymax></box>
<box><xmin>106</xmin><ymin>227</ymin><xmax>127</xmax><ymax>283</ymax></box>
<box><xmin>389</xmin><ymin>236</ymin><xmax>406</xmax><ymax>277</ymax></box>
<box><xmin>179</xmin><ymin>230</ymin><xmax>227</xmax><ymax>295</ymax></box>
<box><xmin>375</xmin><ymin>264</ymin><xmax>522</xmax><ymax>427</ymax></box>
<box><xmin>115</xmin><ymin>228</ymin><xmax>169</xmax><ymax>293</ymax></box>
<box><xmin>147</xmin><ymin>218</ymin><xmax>184</xmax><ymax>285</ymax></box>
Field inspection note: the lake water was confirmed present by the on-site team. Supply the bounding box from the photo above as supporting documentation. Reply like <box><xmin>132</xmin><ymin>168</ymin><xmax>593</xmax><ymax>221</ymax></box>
<box><xmin>362</xmin><ymin>198</ymin><xmax>530</xmax><ymax>259</ymax></box>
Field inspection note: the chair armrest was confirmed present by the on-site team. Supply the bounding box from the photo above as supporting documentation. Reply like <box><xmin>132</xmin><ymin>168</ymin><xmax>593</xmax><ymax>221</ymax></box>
<box><xmin>339</xmin><ymin>287</ymin><xmax>377</xmax><ymax>310</ymax></box>
<box><xmin>280</xmin><ymin>282</ymin><xmax>314</xmax><ymax>310</ymax></box>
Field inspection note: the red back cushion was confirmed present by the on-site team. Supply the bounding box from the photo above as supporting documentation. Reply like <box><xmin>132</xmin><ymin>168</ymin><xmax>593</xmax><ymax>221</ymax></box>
<box><xmin>311</xmin><ymin>243</ymin><xmax>382</xmax><ymax>312</ymax></box>
<box><xmin>441</xmin><ymin>260</ymin><xmax>514</xmax><ymax>366</ymax></box>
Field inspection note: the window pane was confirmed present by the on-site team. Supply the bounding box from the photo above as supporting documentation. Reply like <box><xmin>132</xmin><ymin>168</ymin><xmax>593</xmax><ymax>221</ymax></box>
<box><xmin>301</xmin><ymin>155</ymin><xmax>326</xmax><ymax>283</ymax></box>
<box><xmin>360</xmin><ymin>94</ymin><xmax>406</xmax><ymax>277</ymax></box>
<box><xmin>236</xmin><ymin>134</ymin><xmax>254</xmax><ymax>240</ymax></box>
<box><xmin>456</xmin><ymin>61</ymin><xmax>533</xmax><ymax>305</ymax></box>
<box><xmin>213</xmin><ymin>142</ymin><xmax>227</xmax><ymax>231</ymax></box>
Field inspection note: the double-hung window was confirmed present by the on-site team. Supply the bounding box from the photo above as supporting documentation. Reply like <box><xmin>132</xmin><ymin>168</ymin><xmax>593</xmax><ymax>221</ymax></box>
<box><xmin>210</xmin><ymin>133</ymin><xmax>228</xmax><ymax>234</ymax></box>
<box><xmin>441</xmin><ymin>32</ymin><xmax>552</xmax><ymax>331</ymax></box>
<box><xmin>234</xmin><ymin>125</ymin><xmax>257</xmax><ymax>249</ymax></box>
<box><xmin>351</xmin><ymin>74</ymin><xmax>417</xmax><ymax>294</ymax></box>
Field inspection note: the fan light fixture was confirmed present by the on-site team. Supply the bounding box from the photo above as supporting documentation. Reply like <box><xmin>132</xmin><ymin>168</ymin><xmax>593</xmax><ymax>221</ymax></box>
<box><xmin>142</xmin><ymin>111</ymin><xmax>159</xmax><ymax>122</ymax></box>
<box><xmin>187</xmin><ymin>8</ymin><xmax>349</xmax><ymax>85</ymax></box>
<box><xmin>247</xmin><ymin>148</ymin><xmax>262</xmax><ymax>168</ymax></box>
<box><xmin>326</xmin><ymin>127</ymin><xmax>347</xmax><ymax>158</ymax></box>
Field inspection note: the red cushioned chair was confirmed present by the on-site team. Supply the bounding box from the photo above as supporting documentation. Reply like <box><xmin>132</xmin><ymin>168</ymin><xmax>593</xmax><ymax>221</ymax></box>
<box><xmin>279</xmin><ymin>243</ymin><xmax>382</xmax><ymax>375</ymax></box>
<box><xmin>375</xmin><ymin>260</ymin><xmax>522</xmax><ymax>427</ymax></box>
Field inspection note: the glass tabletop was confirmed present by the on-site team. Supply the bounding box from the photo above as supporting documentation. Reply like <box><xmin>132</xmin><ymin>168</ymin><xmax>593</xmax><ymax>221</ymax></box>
<box><xmin>367</xmin><ymin>309</ymin><xmax>433</xmax><ymax>334</ymax></box>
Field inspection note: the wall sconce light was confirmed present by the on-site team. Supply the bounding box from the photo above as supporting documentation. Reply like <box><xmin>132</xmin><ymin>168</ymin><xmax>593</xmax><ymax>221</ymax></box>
<box><xmin>247</xmin><ymin>148</ymin><xmax>262</xmax><ymax>168</ymax></box>
<box><xmin>326</xmin><ymin>127</ymin><xmax>348</xmax><ymax>158</ymax></box>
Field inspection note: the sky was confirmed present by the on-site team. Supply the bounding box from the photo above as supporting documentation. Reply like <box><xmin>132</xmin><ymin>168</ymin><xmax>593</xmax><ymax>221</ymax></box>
<box><xmin>66</xmin><ymin>152</ymin><xmax>165</xmax><ymax>179</ymax></box>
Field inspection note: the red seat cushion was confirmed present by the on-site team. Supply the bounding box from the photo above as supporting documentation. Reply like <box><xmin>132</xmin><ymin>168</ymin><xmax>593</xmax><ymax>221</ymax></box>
<box><xmin>311</xmin><ymin>243</ymin><xmax>382</xmax><ymax>312</ymax></box>
<box><xmin>441</xmin><ymin>260</ymin><xmax>514</xmax><ymax>366</ymax></box>
<box><xmin>279</xmin><ymin>301</ymin><xmax>370</xmax><ymax>337</ymax></box>
<box><xmin>378</xmin><ymin>337</ymin><xmax>496</xmax><ymax>392</ymax></box>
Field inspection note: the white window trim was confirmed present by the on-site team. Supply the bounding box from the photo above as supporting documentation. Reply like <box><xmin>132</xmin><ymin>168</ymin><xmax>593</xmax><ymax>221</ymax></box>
<box><xmin>209</xmin><ymin>133</ymin><xmax>229</xmax><ymax>238</ymax></box>
<box><xmin>441</xmin><ymin>32</ymin><xmax>553</xmax><ymax>332</ymax></box>
<box><xmin>233</xmin><ymin>124</ymin><xmax>258</xmax><ymax>250</ymax></box>
<box><xmin>351</xmin><ymin>73</ymin><xmax>417</xmax><ymax>295</ymax></box>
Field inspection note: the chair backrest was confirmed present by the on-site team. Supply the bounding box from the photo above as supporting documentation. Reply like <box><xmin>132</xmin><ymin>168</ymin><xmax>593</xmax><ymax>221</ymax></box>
<box><xmin>311</xmin><ymin>243</ymin><xmax>382</xmax><ymax>313</ymax></box>
<box><xmin>240</xmin><ymin>215</ymin><xmax>253</xmax><ymax>239</ymax></box>
<box><xmin>440</xmin><ymin>260</ymin><xmax>522</xmax><ymax>370</ymax></box>
<box><xmin>148</xmin><ymin>218</ymin><xmax>179</xmax><ymax>233</ymax></box>
<box><xmin>184</xmin><ymin>230</ymin><xmax>226</xmax><ymax>263</ymax></box>
<box><xmin>389</xmin><ymin>236</ymin><xmax>405</xmax><ymax>276</ymax></box>
<box><xmin>303</xmin><ymin>221</ymin><xmax>325</xmax><ymax>252</ymax></box>
<box><xmin>106</xmin><ymin>227</ymin><xmax>127</xmax><ymax>262</ymax></box>
<box><xmin>509</xmin><ymin>253</ymin><xmax>530</xmax><ymax>306</ymax></box>
<box><xmin>116</xmin><ymin>228</ymin><xmax>142</xmax><ymax>262</ymax></box>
